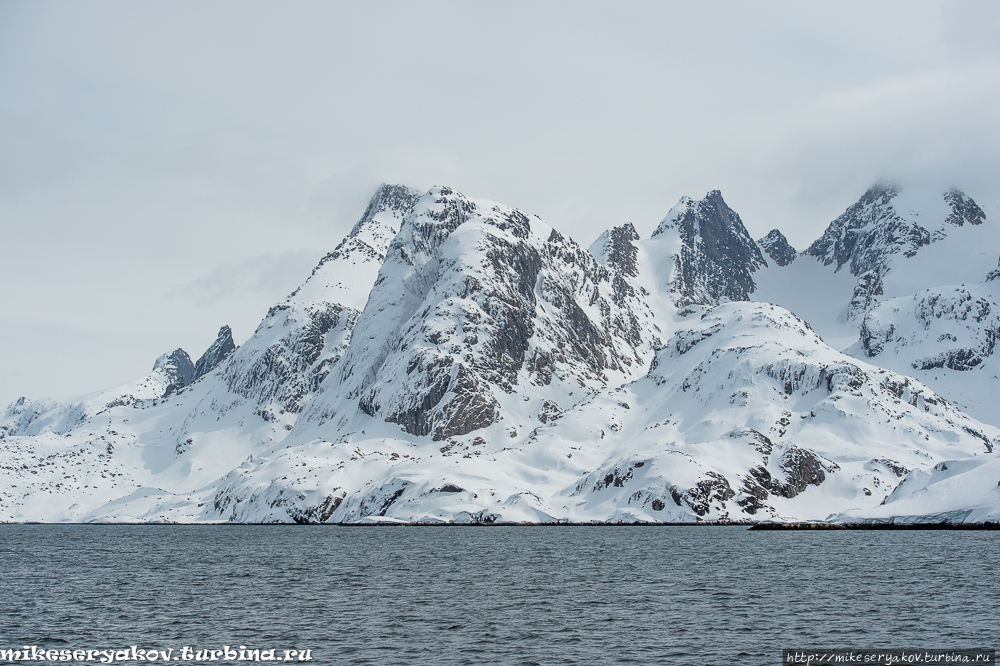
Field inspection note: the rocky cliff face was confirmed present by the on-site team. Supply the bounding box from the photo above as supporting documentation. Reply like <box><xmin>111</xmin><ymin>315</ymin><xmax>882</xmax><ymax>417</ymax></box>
<box><xmin>153</xmin><ymin>349</ymin><xmax>195</xmax><ymax>394</ymax></box>
<box><xmin>803</xmin><ymin>183</ymin><xmax>989</xmax><ymax>320</ymax></box>
<box><xmin>213</xmin><ymin>183</ymin><xmax>420</xmax><ymax>415</ymax></box>
<box><xmin>943</xmin><ymin>187</ymin><xmax>986</xmax><ymax>228</ymax></box>
<box><xmin>219</xmin><ymin>303</ymin><xmax>357</xmax><ymax>414</ymax></box>
<box><xmin>289</xmin><ymin>184</ymin><xmax>421</xmax><ymax>310</ymax></box>
<box><xmin>589</xmin><ymin>223</ymin><xmax>641</xmax><ymax>278</ymax></box>
<box><xmin>0</xmin><ymin>185</ymin><xmax>418</xmax><ymax>441</ymax></box>
<box><xmin>652</xmin><ymin>190</ymin><xmax>767</xmax><ymax>306</ymax></box>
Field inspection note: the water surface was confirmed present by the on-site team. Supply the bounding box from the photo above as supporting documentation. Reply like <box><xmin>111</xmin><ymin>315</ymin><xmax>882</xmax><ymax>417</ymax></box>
<box><xmin>1</xmin><ymin>526</ymin><xmax>996</xmax><ymax>665</ymax></box>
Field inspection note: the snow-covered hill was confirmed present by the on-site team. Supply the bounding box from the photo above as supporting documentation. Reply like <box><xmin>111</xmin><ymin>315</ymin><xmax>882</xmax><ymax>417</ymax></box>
<box><xmin>2</xmin><ymin>182</ymin><xmax>999</xmax><ymax>524</ymax></box>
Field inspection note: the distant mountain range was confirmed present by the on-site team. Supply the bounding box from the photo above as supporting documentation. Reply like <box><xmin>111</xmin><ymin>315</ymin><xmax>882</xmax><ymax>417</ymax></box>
<box><xmin>3</xmin><ymin>182</ymin><xmax>999</xmax><ymax>524</ymax></box>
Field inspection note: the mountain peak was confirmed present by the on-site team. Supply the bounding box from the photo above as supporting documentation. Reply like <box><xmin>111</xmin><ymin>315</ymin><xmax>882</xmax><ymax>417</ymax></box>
<box><xmin>651</xmin><ymin>190</ymin><xmax>767</xmax><ymax>306</ymax></box>
<box><xmin>803</xmin><ymin>182</ymin><xmax>986</xmax><ymax>284</ymax></box>
<box><xmin>5</xmin><ymin>181</ymin><xmax>1000</xmax><ymax>525</ymax></box>
<box><xmin>193</xmin><ymin>325</ymin><xmax>237</xmax><ymax>380</ymax></box>
<box><xmin>589</xmin><ymin>223</ymin><xmax>641</xmax><ymax>277</ymax></box>
<box><xmin>943</xmin><ymin>187</ymin><xmax>986</xmax><ymax>227</ymax></box>
<box><xmin>758</xmin><ymin>229</ymin><xmax>797</xmax><ymax>267</ymax></box>
<box><xmin>288</xmin><ymin>183</ymin><xmax>422</xmax><ymax>310</ymax></box>
<box><xmin>349</xmin><ymin>183</ymin><xmax>423</xmax><ymax>238</ymax></box>
<box><xmin>804</xmin><ymin>181</ymin><xmax>927</xmax><ymax>276</ymax></box>
<box><xmin>152</xmin><ymin>349</ymin><xmax>194</xmax><ymax>391</ymax></box>
<box><xmin>867</xmin><ymin>179</ymin><xmax>900</xmax><ymax>199</ymax></box>
<box><xmin>316</xmin><ymin>189</ymin><xmax>657</xmax><ymax>441</ymax></box>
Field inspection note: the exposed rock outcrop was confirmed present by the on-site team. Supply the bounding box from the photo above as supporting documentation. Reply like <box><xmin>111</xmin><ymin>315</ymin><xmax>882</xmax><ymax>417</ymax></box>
<box><xmin>944</xmin><ymin>187</ymin><xmax>986</xmax><ymax>227</ymax></box>
<box><xmin>589</xmin><ymin>223</ymin><xmax>641</xmax><ymax>277</ymax></box>
<box><xmin>4</xmin><ymin>182</ymin><xmax>1000</xmax><ymax>526</ymax></box>
<box><xmin>859</xmin><ymin>285</ymin><xmax>1000</xmax><ymax>372</ymax></box>
<box><xmin>805</xmin><ymin>181</ymin><xmax>930</xmax><ymax>276</ymax></box>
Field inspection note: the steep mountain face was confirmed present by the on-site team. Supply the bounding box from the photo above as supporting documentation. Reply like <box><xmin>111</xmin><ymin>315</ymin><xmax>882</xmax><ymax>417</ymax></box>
<box><xmin>0</xmin><ymin>183</ymin><xmax>416</xmax><ymax>444</ymax></box>
<box><xmin>751</xmin><ymin>181</ymin><xmax>1000</xmax><ymax>425</ymax></box>
<box><xmin>758</xmin><ymin>229</ymin><xmax>796</xmax><ymax>267</ymax></box>
<box><xmin>217</xmin><ymin>302</ymin><xmax>357</xmax><ymax>414</ymax></box>
<box><xmin>943</xmin><ymin>187</ymin><xmax>986</xmax><ymax>228</ymax></box>
<box><xmin>289</xmin><ymin>184</ymin><xmax>422</xmax><ymax>310</ymax></box>
<box><xmin>215</xmin><ymin>183</ymin><xmax>420</xmax><ymax>415</ymax></box>
<box><xmin>193</xmin><ymin>326</ymin><xmax>236</xmax><ymax>380</ymax></box>
<box><xmin>308</xmin><ymin>187</ymin><xmax>659</xmax><ymax>441</ymax></box>
<box><xmin>3</xmin><ymin>181</ymin><xmax>1000</xmax><ymax>525</ymax></box>
<box><xmin>651</xmin><ymin>191</ymin><xmax>767</xmax><ymax>306</ymax></box>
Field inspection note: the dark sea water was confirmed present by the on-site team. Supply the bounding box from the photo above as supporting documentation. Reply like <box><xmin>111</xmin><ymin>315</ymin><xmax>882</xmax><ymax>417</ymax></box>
<box><xmin>0</xmin><ymin>525</ymin><xmax>996</xmax><ymax>665</ymax></box>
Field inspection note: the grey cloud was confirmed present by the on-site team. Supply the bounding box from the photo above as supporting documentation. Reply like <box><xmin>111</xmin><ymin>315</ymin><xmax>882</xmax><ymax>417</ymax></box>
<box><xmin>2</xmin><ymin>0</ymin><xmax>998</xmax><ymax>405</ymax></box>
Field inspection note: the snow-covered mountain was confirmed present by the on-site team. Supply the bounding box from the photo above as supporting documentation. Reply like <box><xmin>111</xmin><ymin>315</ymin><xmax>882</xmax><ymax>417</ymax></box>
<box><xmin>2</xmin><ymin>182</ymin><xmax>998</xmax><ymax>524</ymax></box>
<box><xmin>193</xmin><ymin>326</ymin><xmax>236</xmax><ymax>381</ymax></box>
<box><xmin>303</xmin><ymin>185</ymin><xmax>660</xmax><ymax>443</ymax></box>
<box><xmin>752</xmin><ymin>182</ymin><xmax>1000</xmax><ymax>424</ymax></box>
<box><xmin>800</xmin><ymin>182</ymin><xmax>988</xmax><ymax>320</ymax></box>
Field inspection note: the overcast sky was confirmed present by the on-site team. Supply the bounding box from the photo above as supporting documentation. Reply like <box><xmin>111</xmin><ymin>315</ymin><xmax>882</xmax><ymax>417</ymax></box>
<box><xmin>2</xmin><ymin>0</ymin><xmax>999</xmax><ymax>406</ymax></box>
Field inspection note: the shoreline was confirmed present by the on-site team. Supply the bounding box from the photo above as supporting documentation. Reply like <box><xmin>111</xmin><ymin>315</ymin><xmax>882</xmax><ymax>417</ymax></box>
<box><xmin>749</xmin><ymin>521</ymin><xmax>1000</xmax><ymax>530</ymax></box>
<box><xmin>3</xmin><ymin>520</ymin><xmax>999</xmax><ymax>529</ymax></box>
